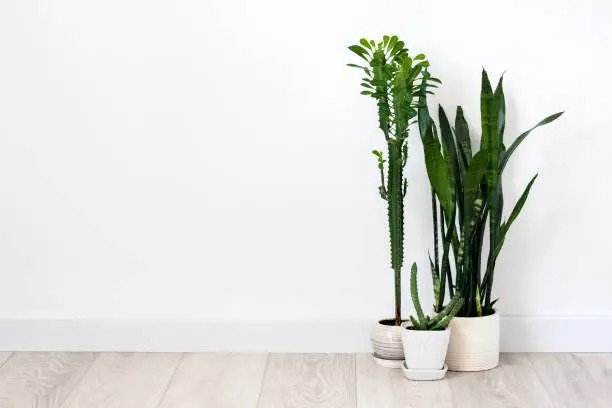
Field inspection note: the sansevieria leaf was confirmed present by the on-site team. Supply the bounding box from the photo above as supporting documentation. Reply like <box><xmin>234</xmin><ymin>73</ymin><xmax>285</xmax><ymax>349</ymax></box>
<box><xmin>417</xmin><ymin>78</ymin><xmax>431</xmax><ymax>139</ymax></box>
<box><xmin>495</xmin><ymin>173</ymin><xmax>538</xmax><ymax>257</ymax></box>
<box><xmin>422</xmin><ymin>123</ymin><xmax>455</xmax><ymax>214</ymax></box>
<box><xmin>462</xmin><ymin>150</ymin><xmax>487</xmax><ymax>227</ymax></box>
<box><xmin>480</xmin><ymin>70</ymin><xmax>495</xmax><ymax>151</ymax></box>
<box><xmin>500</xmin><ymin>112</ymin><xmax>564</xmax><ymax>172</ymax></box>
<box><xmin>455</xmin><ymin>106</ymin><xmax>472</xmax><ymax>167</ymax></box>
<box><xmin>438</xmin><ymin>105</ymin><xmax>463</xmax><ymax>223</ymax></box>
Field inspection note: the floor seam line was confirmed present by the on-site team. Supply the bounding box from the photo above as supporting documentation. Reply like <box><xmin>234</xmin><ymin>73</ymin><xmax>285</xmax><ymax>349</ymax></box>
<box><xmin>255</xmin><ymin>353</ymin><xmax>271</xmax><ymax>408</ymax></box>
<box><xmin>154</xmin><ymin>352</ymin><xmax>185</xmax><ymax>408</ymax></box>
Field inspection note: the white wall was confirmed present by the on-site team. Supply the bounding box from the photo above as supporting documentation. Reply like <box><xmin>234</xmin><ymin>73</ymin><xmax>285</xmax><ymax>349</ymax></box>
<box><xmin>0</xmin><ymin>0</ymin><xmax>610</xmax><ymax>350</ymax></box>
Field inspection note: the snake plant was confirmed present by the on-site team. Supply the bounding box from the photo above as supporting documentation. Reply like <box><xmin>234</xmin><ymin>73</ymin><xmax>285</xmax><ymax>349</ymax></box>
<box><xmin>408</xmin><ymin>263</ymin><xmax>463</xmax><ymax>330</ymax></box>
<box><xmin>348</xmin><ymin>36</ymin><xmax>439</xmax><ymax>325</ymax></box>
<box><xmin>419</xmin><ymin>69</ymin><xmax>563</xmax><ymax>317</ymax></box>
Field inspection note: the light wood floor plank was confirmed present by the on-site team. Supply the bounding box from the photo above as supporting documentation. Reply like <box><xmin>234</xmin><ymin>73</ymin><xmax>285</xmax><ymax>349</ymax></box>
<box><xmin>0</xmin><ymin>353</ymin><xmax>12</xmax><ymax>369</ymax></box>
<box><xmin>158</xmin><ymin>353</ymin><xmax>268</xmax><ymax>408</ymax></box>
<box><xmin>0</xmin><ymin>352</ymin><xmax>608</xmax><ymax>408</ymax></box>
<box><xmin>60</xmin><ymin>352</ymin><xmax>181</xmax><ymax>408</ymax></box>
<box><xmin>355</xmin><ymin>353</ymin><xmax>453</xmax><ymax>408</ymax></box>
<box><xmin>447</xmin><ymin>353</ymin><xmax>554</xmax><ymax>408</ymax></box>
<box><xmin>258</xmin><ymin>353</ymin><xmax>355</xmax><ymax>408</ymax></box>
<box><xmin>0</xmin><ymin>352</ymin><xmax>94</xmax><ymax>408</ymax></box>
<box><xmin>529</xmin><ymin>353</ymin><xmax>609</xmax><ymax>408</ymax></box>
<box><xmin>572</xmin><ymin>353</ymin><xmax>612</xmax><ymax>403</ymax></box>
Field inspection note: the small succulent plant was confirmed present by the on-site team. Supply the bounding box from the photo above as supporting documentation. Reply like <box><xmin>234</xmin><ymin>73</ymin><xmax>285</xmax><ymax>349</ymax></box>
<box><xmin>408</xmin><ymin>263</ymin><xmax>463</xmax><ymax>331</ymax></box>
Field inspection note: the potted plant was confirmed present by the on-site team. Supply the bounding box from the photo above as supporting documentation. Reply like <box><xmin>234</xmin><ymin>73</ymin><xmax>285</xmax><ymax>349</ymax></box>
<box><xmin>418</xmin><ymin>69</ymin><xmax>563</xmax><ymax>371</ymax></box>
<box><xmin>401</xmin><ymin>263</ymin><xmax>462</xmax><ymax>380</ymax></box>
<box><xmin>347</xmin><ymin>36</ymin><xmax>439</xmax><ymax>367</ymax></box>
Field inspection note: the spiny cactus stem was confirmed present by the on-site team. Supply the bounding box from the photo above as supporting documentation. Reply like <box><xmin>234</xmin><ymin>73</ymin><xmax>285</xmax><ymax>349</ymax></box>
<box><xmin>409</xmin><ymin>316</ymin><xmax>420</xmax><ymax>330</ymax></box>
<box><xmin>431</xmin><ymin>317</ymin><xmax>451</xmax><ymax>331</ymax></box>
<box><xmin>410</xmin><ymin>263</ymin><xmax>426</xmax><ymax>325</ymax></box>
<box><xmin>394</xmin><ymin>267</ymin><xmax>402</xmax><ymax>325</ymax></box>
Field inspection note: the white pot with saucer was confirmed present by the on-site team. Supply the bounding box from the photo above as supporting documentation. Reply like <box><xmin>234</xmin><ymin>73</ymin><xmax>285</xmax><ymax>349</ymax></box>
<box><xmin>400</xmin><ymin>322</ymin><xmax>450</xmax><ymax>380</ymax></box>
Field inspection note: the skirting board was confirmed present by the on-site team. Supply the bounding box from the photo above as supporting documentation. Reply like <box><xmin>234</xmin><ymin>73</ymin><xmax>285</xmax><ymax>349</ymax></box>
<box><xmin>0</xmin><ymin>316</ymin><xmax>610</xmax><ymax>352</ymax></box>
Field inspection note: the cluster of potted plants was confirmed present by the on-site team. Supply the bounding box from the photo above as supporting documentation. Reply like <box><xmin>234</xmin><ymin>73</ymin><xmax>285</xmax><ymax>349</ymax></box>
<box><xmin>348</xmin><ymin>36</ymin><xmax>563</xmax><ymax>379</ymax></box>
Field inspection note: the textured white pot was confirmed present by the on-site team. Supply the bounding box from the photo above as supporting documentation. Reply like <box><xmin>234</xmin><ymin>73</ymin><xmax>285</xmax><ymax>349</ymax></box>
<box><xmin>446</xmin><ymin>311</ymin><xmax>500</xmax><ymax>371</ymax></box>
<box><xmin>370</xmin><ymin>319</ymin><xmax>404</xmax><ymax>362</ymax></box>
<box><xmin>401</xmin><ymin>324</ymin><xmax>450</xmax><ymax>370</ymax></box>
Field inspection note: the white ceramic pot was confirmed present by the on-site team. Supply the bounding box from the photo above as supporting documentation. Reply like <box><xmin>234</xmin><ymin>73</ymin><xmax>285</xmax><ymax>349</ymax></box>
<box><xmin>446</xmin><ymin>311</ymin><xmax>500</xmax><ymax>371</ymax></box>
<box><xmin>370</xmin><ymin>319</ymin><xmax>404</xmax><ymax>364</ymax></box>
<box><xmin>401</xmin><ymin>324</ymin><xmax>450</xmax><ymax>370</ymax></box>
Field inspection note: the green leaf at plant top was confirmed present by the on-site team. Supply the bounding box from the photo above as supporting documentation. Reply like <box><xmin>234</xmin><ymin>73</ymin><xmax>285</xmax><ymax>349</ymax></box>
<box><xmin>500</xmin><ymin>112</ymin><xmax>564</xmax><ymax>172</ymax></box>
<box><xmin>348</xmin><ymin>45</ymin><xmax>370</xmax><ymax>62</ymax></box>
<box><xmin>359</xmin><ymin>38</ymin><xmax>372</xmax><ymax>50</ymax></box>
<box><xmin>438</xmin><ymin>105</ymin><xmax>462</xmax><ymax>222</ymax></box>
<box><xmin>485</xmin><ymin>74</ymin><xmax>505</xmax><ymax>191</ymax></box>
<box><xmin>495</xmin><ymin>76</ymin><xmax>506</xmax><ymax>140</ymax></box>
<box><xmin>480</xmin><ymin>69</ymin><xmax>494</xmax><ymax>149</ymax></box>
<box><xmin>455</xmin><ymin>106</ymin><xmax>472</xmax><ymax>167</ymax></box>
<box><xmin>383</xmin><ymin>35</ymin><xmax>390</xmax><ymax>47</ymax></box>
<box><xmin>346</xmin><ymin>63</ymin><xmax>365</xmax><ymax>69</ymax></box>
<box><xmin>387</xmin><ymin>35</ymin><xmax>398</xmax><ymax>51</ymax></box>
<box><xmin>390</xmin><ymin>40</ymin><xmax>405</xmax><ymax>57</ymax></box>
<box><xmin>483</xmin><ymin>72</ymin><xmax>505</xmax><ymax>275</ymax></box>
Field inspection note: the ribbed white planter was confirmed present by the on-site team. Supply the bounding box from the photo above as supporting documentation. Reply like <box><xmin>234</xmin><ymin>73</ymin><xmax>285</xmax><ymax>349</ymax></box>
<box><xmin>446</xmin><ymin>311</ymin><xmax>500</xmax><ymax>371</ymax></box>
<box><xmin>370</xmin><ymin>320</ymin><xmax>404</xmax><ymax>363</ymax></box>
<box><xmin>401</xmin><ymin>324</ymin><xmax>450</xmax><ymax>370</ymax></box>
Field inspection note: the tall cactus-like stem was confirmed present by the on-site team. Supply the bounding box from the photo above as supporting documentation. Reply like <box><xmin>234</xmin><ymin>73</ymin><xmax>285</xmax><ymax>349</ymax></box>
<box><xmin>349</xmin><ymin>37</ymin><xmax>439</xmax><ymax>325</ymax></box>
<box><xmin>387</xmin><ymin>140</ymin><xmax>404</xmax><ymax>325</ymax></box>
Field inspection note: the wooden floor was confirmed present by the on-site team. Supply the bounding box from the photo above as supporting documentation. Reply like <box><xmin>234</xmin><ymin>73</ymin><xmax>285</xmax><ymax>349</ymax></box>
<box><xmin>0</xmin><ymin>352</ymin><xmax>609</xmax><ymax>407</ymax></box>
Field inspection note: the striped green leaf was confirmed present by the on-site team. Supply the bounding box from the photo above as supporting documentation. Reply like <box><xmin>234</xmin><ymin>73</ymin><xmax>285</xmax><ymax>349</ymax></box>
<box><xmin>500</xmin><ymin>112</ymin><xmax>564</xmax><ymax>172</ymax></box>
<box><xmin>495</xmin><ymin>173</ymin><xmax>538</xmax><ymax>257</ymax></box>
<box><xmin>422</xmin><ymin>123</ymin><xmax>455</xmax><ymax>214</ymax></box>
<box><xmin>455</xmin><ymin>106</ymin><xmax>472</xmax><ymax>168</ymax></box>
<box><xmin>438</xmin><ymin>105</ymin><xmax>463</xmax><ymax>224</ymax></box>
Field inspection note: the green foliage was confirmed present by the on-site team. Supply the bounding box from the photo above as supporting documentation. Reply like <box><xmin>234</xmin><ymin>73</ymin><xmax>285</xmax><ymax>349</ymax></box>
<box><xmin>348</xmin><ymin>37</ymin><xmax>439</xmax><ymax>325</ymax></box>
<box><xmin>419</xmin><ymin>69</ymin><xmax>563</xmax><ymax>317</ymax></box>
<box><xmin>409</xmin><ymin>263</ymin><xmax>463</xmax><ymax>331</ymax></box>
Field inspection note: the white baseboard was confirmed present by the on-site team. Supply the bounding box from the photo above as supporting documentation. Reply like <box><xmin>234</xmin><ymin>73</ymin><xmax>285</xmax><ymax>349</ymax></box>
<box><xmin>0</xmin><ymin>316</ymin><xmax>610</xmax><ymax>352</ymax></box>
<box><xmin>500</xmin><ymin>316</ymin><xmax>612</xmax><ymax>352</ymax></box>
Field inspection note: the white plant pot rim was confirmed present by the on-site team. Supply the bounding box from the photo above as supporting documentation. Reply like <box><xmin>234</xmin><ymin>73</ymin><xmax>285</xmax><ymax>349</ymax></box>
<box><xmin>452</xmin><ymin>310</ymin><xmax>498</xmax><ymax>320</ymax></box>
<box><xmin>377</xmin><ymin>318</ymin><xmax>409</xmax><ymax>325</ymax></box>
<box><xmin>401</xmin><ymin>322</ymin><xmax>450</xmax><ymax>333</ymax></box>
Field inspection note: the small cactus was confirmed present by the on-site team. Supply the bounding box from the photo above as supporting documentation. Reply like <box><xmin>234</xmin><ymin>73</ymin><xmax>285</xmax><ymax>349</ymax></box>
<box><xmin>409</xmin><ymin>263</ymin><xmax>463</xmax><ymax>330</ymax></box>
